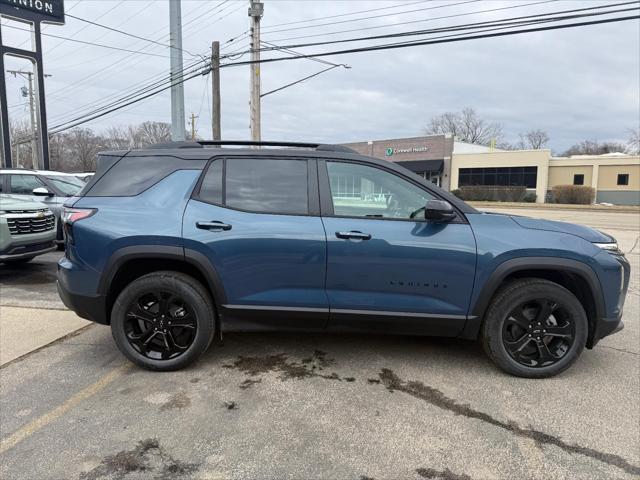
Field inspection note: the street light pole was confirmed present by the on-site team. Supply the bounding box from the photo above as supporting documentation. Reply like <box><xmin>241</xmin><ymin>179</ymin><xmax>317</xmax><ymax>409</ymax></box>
<box><xmin>169</xmin><ymin>0</ymin><xmax>186</xmax><ymax>141</ymax></box>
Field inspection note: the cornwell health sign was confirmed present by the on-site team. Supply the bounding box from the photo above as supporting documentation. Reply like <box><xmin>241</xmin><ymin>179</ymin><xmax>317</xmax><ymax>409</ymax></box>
<box><xmin>0</xmin><ymin>0</ymin><xmax>65</xmax><ymax>24</ymax></box>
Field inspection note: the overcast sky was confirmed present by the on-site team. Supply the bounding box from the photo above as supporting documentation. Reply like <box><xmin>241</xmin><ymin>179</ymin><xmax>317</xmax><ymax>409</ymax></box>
<box><xmin>2</xmin><ymin>0</ymin><xmax>639</xmax><ymax>153</ymax></box>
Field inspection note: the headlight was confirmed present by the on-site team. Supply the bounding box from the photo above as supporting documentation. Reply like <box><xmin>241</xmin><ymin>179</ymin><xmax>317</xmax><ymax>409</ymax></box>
<box><xmin>593</xmin><ymin>242</ymin><xmax>620</xmax><ymax>252</ymax></box>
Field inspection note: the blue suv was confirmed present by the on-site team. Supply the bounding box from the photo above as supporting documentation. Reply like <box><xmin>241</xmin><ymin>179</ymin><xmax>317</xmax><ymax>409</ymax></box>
<box><xmin>57</xmin><ymin>141</ymin><xmax>629</xmax><ymax>377</ymax></box>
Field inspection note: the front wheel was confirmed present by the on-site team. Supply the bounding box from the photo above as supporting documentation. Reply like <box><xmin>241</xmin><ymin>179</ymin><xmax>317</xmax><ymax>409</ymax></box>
<box><xmin>111</xmin><ymin>271</ymin><xmax>215</xmax><ymax>371</ymax></box>
<box><xmin>481</xmin><ymin>278</ymin><xmax>588</xmax><ymax>378</ymax></box>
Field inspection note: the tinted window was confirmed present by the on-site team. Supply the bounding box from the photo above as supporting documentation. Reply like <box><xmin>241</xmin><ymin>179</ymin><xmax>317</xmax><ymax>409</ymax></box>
<box><xmin>327</xmin><ymin>162</ymin><xmax>433</xmax><ymax>219</ymax></box>
<box><xmin>10</xmin><ymin>174</ymin><xmax>44</xmax><ymax>194</ymax></box>
<box><xmin>617</xmin><ymin>174</ymin><xmax>629</xmax><ymax>186</ymax></box>
<box><xmin>86</xmin><ymin>155</ymin><xmax>205</xmax><ymax>196</ymax></box>
<box><xmin>225</xmin><ymin>158</ymin><xmax>308</xmax><ymax>215</ymax></box>
<box><xmin>199</xmin><ymin>160</ymin><xmax>223</xmax><ymax>204</ymax></box>
<box><xmin>573</xmin><ymin>174</ymin><xmax>584</xmax><ymax>186</ymax></box>
<box><xmin>458</xmin><ymin>166</ymin><xmax>537</xmax><ymax>188</ymax></box>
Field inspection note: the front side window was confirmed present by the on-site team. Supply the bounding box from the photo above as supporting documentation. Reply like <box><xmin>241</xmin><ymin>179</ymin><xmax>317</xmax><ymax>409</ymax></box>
<box><xmin>326</xmin><ymin>162</ymin><xmax>433</xmax><ymax>219</ymax></box>
<box><xmin>617</xmin><ymin>173</ymin><xmax>629</xmax><ymax>186</ymax></box>
<box><xmin>224</xmin><ymin>158</ymin><xmax>308</xmax><ymax>215</ymax></box>
<box><xmin>573</xmin><ymin>174</ymin><xmax>585</xmax><ymax>186</ymax></box>
<box><xmin>10</xmin><ymin>175</ymin><xmax>44</xmax><ymax>194</ymax></box>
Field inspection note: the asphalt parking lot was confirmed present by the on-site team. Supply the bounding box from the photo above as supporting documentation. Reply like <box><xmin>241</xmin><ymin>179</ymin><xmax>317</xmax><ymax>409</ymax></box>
<box><xmin>0</xmin><ymin>208</ymin><xmax>638</xmax><ymax>480</ymax></box>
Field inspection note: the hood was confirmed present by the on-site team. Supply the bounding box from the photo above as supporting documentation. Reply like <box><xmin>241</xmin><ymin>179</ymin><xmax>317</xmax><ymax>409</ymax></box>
<box><xmin>510</xmin><ymin>215</ymin><xmax>613</xmax><ymax>243</ymax></box>
<box><xmin>0</xmin><ymin>195</ymin><xmax>49</xmax><ymax>212</ymax></box>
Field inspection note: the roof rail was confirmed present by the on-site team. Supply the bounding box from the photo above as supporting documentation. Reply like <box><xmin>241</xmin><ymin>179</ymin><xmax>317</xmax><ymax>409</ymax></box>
<box><xmin>146</xmin><ymin>140</ymin><xmax>357</xmax><ymax>153</ymax></box>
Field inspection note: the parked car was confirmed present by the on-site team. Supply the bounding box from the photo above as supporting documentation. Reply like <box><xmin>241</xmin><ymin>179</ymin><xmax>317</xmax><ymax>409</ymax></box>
<box><xmin>0</xmin><ymin>195</ymin><xmax>56</xmax><ymax>264</ymax></box>
<box><xmin>0</xmin><ymin>169</ymin><xmax>86</xmax><ymax>245</ymax></box>
<box><xmin>57</xmin><ymin>141</ymin><xmax>629</xmax><ymax>377</ymax></box>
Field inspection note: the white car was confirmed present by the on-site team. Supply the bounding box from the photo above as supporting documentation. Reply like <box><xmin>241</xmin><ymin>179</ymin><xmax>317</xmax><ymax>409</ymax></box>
<box><xmin>0</xmin><ymin>169</ymin><xmax>86</xmax><ymax>245</ymax></box>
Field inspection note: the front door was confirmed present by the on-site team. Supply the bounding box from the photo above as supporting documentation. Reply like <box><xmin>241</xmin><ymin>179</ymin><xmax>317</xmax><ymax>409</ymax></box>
<box><xmin>320</xmin><ymin>160</ymin><xmax>477</xmax><ymax>336</ymax></box>
<box><xmin>182</xmin><ymin>157</ymin><xmax>328</xmax><ymax>331</ymax></box>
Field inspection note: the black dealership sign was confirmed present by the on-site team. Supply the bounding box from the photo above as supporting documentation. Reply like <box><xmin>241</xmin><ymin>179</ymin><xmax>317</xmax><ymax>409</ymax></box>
<box><xmin>0</xmin><ymin>0</ymin><xmax>65</xmax><ymax>25</ymax></box>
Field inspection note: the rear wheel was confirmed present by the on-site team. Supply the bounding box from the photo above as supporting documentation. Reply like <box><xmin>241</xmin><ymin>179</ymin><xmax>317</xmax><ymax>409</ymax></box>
<box><xmin>111</xmin><ymin>271</ymin><xmax>215</xmax><ymax>371</ymax></box>
<box><xmin>481</xmin><ymin>278</ymin><xmax>588</xmax><ymax>378</ymax></box>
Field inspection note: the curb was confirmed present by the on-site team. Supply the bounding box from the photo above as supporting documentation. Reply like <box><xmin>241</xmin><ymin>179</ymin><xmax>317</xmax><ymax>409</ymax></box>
<box><xmin>468</xmin><ymin>202</ymin><xmax>640</xmax><ymax>213</ymax></box>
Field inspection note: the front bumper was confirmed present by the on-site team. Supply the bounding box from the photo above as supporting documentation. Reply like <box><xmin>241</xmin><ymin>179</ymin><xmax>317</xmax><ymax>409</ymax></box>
<box><xmin>0</xmin><ymin>241</ymin><xmax>56</xmax><ymax>261</ymax></box>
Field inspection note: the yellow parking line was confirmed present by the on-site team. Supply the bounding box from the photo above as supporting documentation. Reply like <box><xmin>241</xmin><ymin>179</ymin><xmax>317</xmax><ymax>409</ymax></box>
<box><xmin>0</xmin><ymin>363</ymin><xmax>132</xmax><ymax>454</ymax></box>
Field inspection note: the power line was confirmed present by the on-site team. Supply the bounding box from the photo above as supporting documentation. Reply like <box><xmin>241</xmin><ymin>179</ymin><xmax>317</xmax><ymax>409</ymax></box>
<box><xmin>261</xmin><ymin>65</ymin><xmax>342</xmax><ymax>98</ymax></box>
<box><xmin>262</xmin><ymin>0</ymin><xmax>431</xmax><ymax>29</ymax></box>
<box><xmin>264</xmin><ymin>0</ymin><xmax>558</xmax><ymax>43</ymax></box>
<box><xmin>66</xmin><ymin>13</ymin><xmax>200</xmax><ymax>58</ymax></box>
<box><xmin>223</xmin><ymin>14</ymin><xmax>640</xmax><ymax>68</ymax></box>
<box><xmin>1</xmin><ymin>23</ymin><xmax>170</xmax><ymax>58</ymax></box>
<box><xmin>47</xmin><ymin>8</ymin><xmax>638</xmax><ymax>134</ymax></box>
<box><xmin>262</xmin><ymin>0</ymin><xmax>481</xmax><ymax>34</ymax></box>
<box><xmin>255</xmin><ymin>2</ymin><xmax>639</xmax><ymax>53</ymax></box>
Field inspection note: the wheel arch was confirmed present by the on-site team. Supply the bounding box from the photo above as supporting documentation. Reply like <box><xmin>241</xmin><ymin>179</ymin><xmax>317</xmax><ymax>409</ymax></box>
<box><xmin>100</xmin><ymin>245</ymin><xmax>227</xmax><ymax>326</ymax></box>
<box><xmin>459</xmin><ymin>257</ymin><xmax>604</xmax><ymax>347</ymax></box>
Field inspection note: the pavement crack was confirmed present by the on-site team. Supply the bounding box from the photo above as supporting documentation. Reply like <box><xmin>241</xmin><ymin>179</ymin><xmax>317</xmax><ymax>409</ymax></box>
<box><xmin>600</xmin><ymin>345</ymin><xmax>639</xmax><ymax>356</ymax></box>
<box><xmin>626</xmin><ymin>235</ymin><xmax>639</xmax><ymax>254</ymax></box>
<box><xmin>80</xmin><ymin>438</ymin><xmax>198</xmax><ymax>480</ymax></box>
<box><xmin>378</xmin><ymin>368</ymin><xmax>640</xmax><ymax>476</ymax></box>
<box><xmin>416</xmin><ymin>467</ymin><xmax>473</xmax><ymax>480</ymax></box>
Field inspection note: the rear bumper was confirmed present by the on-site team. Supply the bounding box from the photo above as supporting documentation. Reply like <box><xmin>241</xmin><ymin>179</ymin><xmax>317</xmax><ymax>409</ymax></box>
<box><xmin>56</xmin><ymin>274</ymin><xmax>108</xmax><ymax>325</ymax></box>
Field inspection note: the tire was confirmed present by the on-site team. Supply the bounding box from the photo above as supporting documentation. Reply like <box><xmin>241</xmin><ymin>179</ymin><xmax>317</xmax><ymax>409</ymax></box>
<box><xmin>481</xmin><ymin>278</ymin><xmax>588</xmax><ymax>378</ymax></box>
<box><xmin>111</xmin><ymin>271</ymin><xmax>215</xmax><ymax>371</ymax></box>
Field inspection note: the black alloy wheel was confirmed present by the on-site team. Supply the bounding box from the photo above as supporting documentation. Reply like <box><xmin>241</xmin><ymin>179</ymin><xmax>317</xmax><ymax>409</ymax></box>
<box><xmin>111</xmin><ymin>271</ymin><xmax>215</xmax><ymax>371</ymax></box>
<box><xmin>482</xmin><ymin>278</ymin><xmax>587</xmax><ymax>378</ymax></box>
<box><xmin>502</xmin><ymin>299</ymin><xmax>576</xmax><ymax>368</ymax></box>
<box><xmin>124</xmin><ymin>290</ymin><xmax>197</xmax><ymax>360</ymax></box>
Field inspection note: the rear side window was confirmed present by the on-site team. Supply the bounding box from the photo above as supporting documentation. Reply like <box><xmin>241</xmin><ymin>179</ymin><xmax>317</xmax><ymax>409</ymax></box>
<box><xmin>198</xmin><ymin>160</ymin><xmax>223</xmax><ymax>204</ymax></box>
<box><xmin>86</xmin><ymin>155</ymin><xmax>205</xmax><ymax>196</ymax></box>
<box><xmin>198</xmin><ymin>158</ymin><xmax>309</xmax><ymax>215</ymax></box>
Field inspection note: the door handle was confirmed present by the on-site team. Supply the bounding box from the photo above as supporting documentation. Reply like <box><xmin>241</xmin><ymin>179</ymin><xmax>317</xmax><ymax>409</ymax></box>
<box><xmin>335</xmin><ymin>231</ymin><xmax>371</xmax><ymax>240</ymax></box>
<box><xmin>196</xmin><ymin>221</ymin><xmax>232</xmax><ymax>231</ymax></box>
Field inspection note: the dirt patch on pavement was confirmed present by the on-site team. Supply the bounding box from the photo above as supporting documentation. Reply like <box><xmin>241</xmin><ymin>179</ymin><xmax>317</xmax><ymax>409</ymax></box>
<box><xmin>379</xmin><ymin>368</ymin><xmax>640</xmax><ymax>476</ymax></box>
<box><xmin>224</xmin><ymin>349</ymin><xmax>347</xmax><ymax>386</ymax></box>
<box><xmin>159</xmin><ymin>392</ymin><xmax>191</xmax><ymax>412</ymax></box>
<box><xmin>80</xmin><ymin>438</ymin><xmax>198</xmax><ymax>480</ymax></box>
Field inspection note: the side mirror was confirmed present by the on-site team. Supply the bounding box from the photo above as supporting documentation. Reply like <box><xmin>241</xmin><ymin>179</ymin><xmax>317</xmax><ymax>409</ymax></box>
<box><xmin>425</xmin><ymin>200</ymin><xmax>456</xmax><ymax>222</ymax></box>
<box><xmin>32</xmin><ymin>187</ymin><xmax>53</xmax><ymax>197</ymax></box>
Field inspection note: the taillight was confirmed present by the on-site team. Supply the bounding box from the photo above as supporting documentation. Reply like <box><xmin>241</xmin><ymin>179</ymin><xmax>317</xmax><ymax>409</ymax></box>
<box><xmin>62</xmin><ymin>207</ymin><xmax>96</xmax><ymax>225</ymax></box>
<box><xmin>62</xmin><ymin>207</ymin><xmax>96</xmax><ymax>244</ymax></box>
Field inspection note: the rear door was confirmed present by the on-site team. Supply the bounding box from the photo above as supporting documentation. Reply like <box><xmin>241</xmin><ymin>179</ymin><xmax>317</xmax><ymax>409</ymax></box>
<box><xmin>182</xmin><ymin>156</ymin><xmax>328</xmax><ymax>331</ymax></box>
<box><xmin>319</xmin><ymin>159</ymin><xmax>477</xmax><ymax>336</ymax></box>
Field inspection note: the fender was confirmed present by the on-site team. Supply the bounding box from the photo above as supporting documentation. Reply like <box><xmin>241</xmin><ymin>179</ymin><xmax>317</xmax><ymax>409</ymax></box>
<box><xmin>458</xmin><ymin>256</ymin><xmax>605</xmax><ymax>340</ymax></box>
<box><xmin>98</xmin><ymin>244</ymin><xmax>228</xmax><ymax>308</ymax></box>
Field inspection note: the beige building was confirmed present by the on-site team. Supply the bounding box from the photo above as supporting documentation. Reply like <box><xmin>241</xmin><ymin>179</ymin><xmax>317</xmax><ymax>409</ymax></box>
<box><xmin>451</xmin><ymin>149</ymin><xmax>640</xmax><ymax>205</ymax></box>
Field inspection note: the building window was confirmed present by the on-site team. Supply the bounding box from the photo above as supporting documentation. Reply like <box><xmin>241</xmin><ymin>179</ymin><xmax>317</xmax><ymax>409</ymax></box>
<box><xmin>617</xmin><ymin>174</ymin><xmax>629</xmax><ymax>186</ymax></box>
<box><xmin>458</xmin><ymin>166</ymin><xmax>537</xmax><ymax>188</ymax></box>
<box><xmin>573</xmin><ymin>174</ymin><xmax>584</xmax><ymax>186</ymax></box>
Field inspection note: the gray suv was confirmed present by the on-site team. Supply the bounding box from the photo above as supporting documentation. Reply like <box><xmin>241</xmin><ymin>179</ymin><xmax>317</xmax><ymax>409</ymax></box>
<box><xmin>0</xmin><ymin>169</ymin><xmax>85</xmax><ymax>244</ymax></box>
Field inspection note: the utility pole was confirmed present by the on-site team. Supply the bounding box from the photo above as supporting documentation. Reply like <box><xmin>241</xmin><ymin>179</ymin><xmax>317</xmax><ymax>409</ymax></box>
<box><xmin>189</xmin><ymin>113</ymin><xmax>198</xmax><ymax>140</ymax></box>
<box><xmin>169</xmin><ymin>0</ymin><xmax>186</xmax><ymax>141</ymax></box>
<box><xmin>7</xmin><ymin>69</ymin><xmax>51</xmax><ymax>169</ymax></box>
<box><xmin>248</xmin><ymin>0</ymin><xmax>264</xmax><ymax>142</ymax></box>
<box><xmin>211</xmin><ymin>41</ymin><xmax>221</xmax><ymax>141</ymax></box>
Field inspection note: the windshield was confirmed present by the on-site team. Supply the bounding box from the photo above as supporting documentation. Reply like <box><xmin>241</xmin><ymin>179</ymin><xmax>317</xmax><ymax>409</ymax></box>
<box><xmin>45</xmin><ymin>175</ymin><xmax>86</xmax><ymax>196</ymax></box>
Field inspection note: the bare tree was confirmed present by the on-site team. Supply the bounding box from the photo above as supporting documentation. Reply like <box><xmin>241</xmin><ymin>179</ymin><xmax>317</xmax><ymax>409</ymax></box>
<box><xmin>627</xmin><ymin>128</ymin><xmax>640</xmax><ymax>154</ymax></box>
<box><xmin>425</xmin><ymin>107</ymin><xmax>503</xmax><ymax>145</ymax></box>
<box><xmin>516</xmin><ymin>129</ymin><xmax>550</xmax><ymax>150</ymax></box>
<box><xmin>137</xmin><ymin>121</ymin><xmax>171</xmax><ymax>146</ymax></box>
<box><xmin>67</xmin><ymin>128</ymin><xmax>102</xmax><ymax>172</ymax></box>
<box><xmin>562</xmin><ymin>140</ymin><xmax>627</xmax><ymax>156</ymax></box>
